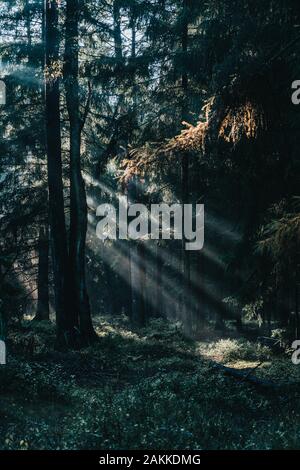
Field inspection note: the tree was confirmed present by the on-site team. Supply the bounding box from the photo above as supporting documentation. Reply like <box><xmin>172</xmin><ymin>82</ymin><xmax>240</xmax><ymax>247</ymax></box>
<box><xmin>35</xmin><ymin>216</ymin><xmax>50</xmax><ymax>321</ymax></box>
<box><xmin>64</xmin><ymin>0</ymin><xmax>97</xmax><ymax>343</ymax></box>
<box><xmin>45</xmin><ymin>0</ymin><xmax>76</xmax><ymax>345</ymax></box>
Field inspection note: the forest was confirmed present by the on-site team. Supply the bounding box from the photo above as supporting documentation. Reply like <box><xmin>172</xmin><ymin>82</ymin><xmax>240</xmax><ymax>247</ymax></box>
<box><xmin>0</xmin><ymin>0</ymin><xmax>300</xmax><ymax>453</ymax></box>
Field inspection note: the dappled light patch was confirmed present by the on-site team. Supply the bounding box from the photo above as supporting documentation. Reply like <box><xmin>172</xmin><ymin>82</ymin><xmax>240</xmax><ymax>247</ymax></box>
<box><xmin>198</xmin><ymin>338</ymin><xmax>272</xmax><ymax>363</ymax></box>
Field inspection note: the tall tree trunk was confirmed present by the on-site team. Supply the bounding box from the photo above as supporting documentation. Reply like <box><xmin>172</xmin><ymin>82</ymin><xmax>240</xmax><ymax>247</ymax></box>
<box><xmin>127</xmin><ymin>13</ymin><xmax>145</xmax><ymax>326</ymax></box>
<box><xmin>295</xmin><ymin>243</ymin><xmax>300</xmax><ymax>339</ymax></box>
<box><xmin>35</xmin><ymin>220</ymin><xmax>50</xmax><ymax>321</ymax></box>
<box><xmin>64</xmin><ymin>0</ymin><xmax>97</xmax><ymax>344</ymax></box>
<box><xmin>45</xmin><ymin>0</ymin><xmax>75</xmax><ymax>346</ymax></box>
<box><xmin>181</xmin><ymin>0</ymin><xmax>191</xmax><ymax>326</ymax></box>
<box><xmin>131</xmin><ymin>14</ymin><xmax>137</xmax><ymax>114</ymax></box>
<box><xmin>35</xmin><ymin>8</ymin><xmax>49</xmax><ymax>323</ymax></box>
<box><xmin>25</xmin><ymin>0</ymin><xmax>32</xmax><ymax>60</ymax></box>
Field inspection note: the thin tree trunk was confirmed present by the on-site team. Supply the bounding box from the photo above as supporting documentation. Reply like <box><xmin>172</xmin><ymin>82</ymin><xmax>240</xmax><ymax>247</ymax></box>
<box><xmin>64</xmin><ymin>0</ymin><xmax>97</xmax><ymax>344</ymax></box>
<box><xmin>131</xmin><ymin>14</ymin><xmax>137</xmax><ymax>113</ymax></box>
<box><xmin>113</xmin><ymin>0</ymin><xmax>123</xmax><ymax>60</ymax></box>
<box><xmin>127</xmin><ymin>178</ymin><xmax>145</xmax><ymax>326</ymax></box>
<box><xmin>127</xmin><ymin>13</ymin><xmax>145</xmax><ymax>326</ymax></box>
<box><xmin>181</xmin><ymin>0</ymin><xmax>191</xmax><ymax>325</ymax></box>
<box><xmin>35</xmin><ymin>9</ymin><xmax>49</xmax><ymax>323</ymax></box>
<box><xmin>155</xmin><ymin>243</ymin><xmax>163</xmax><ymax>318</ymax></box>
<box><xmin>0</xmin><ymin>263</ymin><xmax>6</xmax><ymax>341</ymax></box>
<box><xmin>295</xmin><ymin>243</ymin><xmax>300</xmax><ymax>339</ymax></box>
<box><xmin>25</xmin><ymin>0</ymin><xmax>32</xmax><ymax>60</ymax></box>
<box><xmin>35</xmin><ymin>221</ymin><xmax>50</xmax><ymax>321</ymax></box>
<box><xmin>130</xmin><ymin>242</ymin><xmax>145</xmax><ymax>327</ymax></box>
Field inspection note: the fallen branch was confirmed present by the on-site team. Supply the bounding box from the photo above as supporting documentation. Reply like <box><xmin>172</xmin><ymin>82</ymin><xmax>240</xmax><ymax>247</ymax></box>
<box><xmin>212</xmin><ymin>363</ymin><xmax>300</xmax><ymax>391</ymax></box>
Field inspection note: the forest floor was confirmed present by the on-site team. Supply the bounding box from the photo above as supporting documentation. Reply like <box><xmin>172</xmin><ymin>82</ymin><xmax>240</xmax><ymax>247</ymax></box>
<box><xmin>1</xmin><ymin>315</ymin><xmax>300</xmax><ymax>450</ymax></box>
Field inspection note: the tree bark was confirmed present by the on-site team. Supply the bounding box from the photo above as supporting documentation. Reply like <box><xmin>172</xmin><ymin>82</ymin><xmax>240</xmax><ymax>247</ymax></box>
<box><xmin>181</xmin><ymin>0</ymin><xmax>191</xmax><ymax>325</ymax></box>
<box><xmin>155</xmin><ymin>243</ymin><xmax>163</xmax><ymax>318</ymax></box>
<box><xmin>45</xmin><ymin>0</ymin><xmax>76</xmax><ymax>345</ymax></box>
<box><xmin>35</xmin><ymin>221</ymin><xmax>50</xmax><ymax>321</ymax></box>
<box><xmin>64</xmin><ymin>0</ymin><xmax>97</xmax><ymax>344</ymax></box>
<box><xmin>127</xmin><ymin>178</ymin><xmax>145</xmax><ymax>327</ymax></box>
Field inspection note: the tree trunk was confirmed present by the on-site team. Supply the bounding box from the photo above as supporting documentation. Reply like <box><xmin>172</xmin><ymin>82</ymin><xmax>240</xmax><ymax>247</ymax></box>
<box><xmin>25</xmin><ymin>0</ymin><xmax>32</xmax><ymax>61</ymax></box>
<box><xmin>127</xmin><ymin>178</ymin><xmax>145</xmax><ymax>326</ymax></box>
<box><xmin>295</xmin><ymin>243</ymin><xmax>300</xmax><ymax>339</ymax></box>
<box><xmin>181</xmin><ymin>0</ymin><xmax>191</xmax><ymax>326</ymax></box>
<box><xmin>155</xmin><ymin>243</ymin><xmax>163</xmax><ymax>318</ymax></box>
<box><xmin>35</xmin><ymin>221</ymin><xmax>50</xmax><ymax>321</ymax></box>
<box><xmin>126</xmin><ymin>13</ymin><xmax>145</xmax><ymax>326</ymax></box>
<box><xmin>0</xmin><ymin>263</ymin><xmax>6</xmax><ymax>341</ymax></box>
<box><xmin>64</xmin><ymin>0</ymin><xmax>97</xmax><ymax>344</ymax></box>
<box><xmin>113</xmin><ymin>0</ymin><xmax>123</xmax><ymax>60</ymax></box>
<box><xmin>45</xmin><ymin>0</ymin><xmax>76</xmax><ymax>346</ymax></box>
<box><xmin>129</xmin><ymin>242</ymin><xmax>145</xmax><ymax>327</ymax></box>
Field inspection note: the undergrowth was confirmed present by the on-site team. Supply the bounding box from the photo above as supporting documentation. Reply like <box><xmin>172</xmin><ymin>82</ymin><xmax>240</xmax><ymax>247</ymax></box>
<box><xmin>1</xmin><ymin>316</ymin><xmax>300</xmax><ymax>450</ymax></box>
